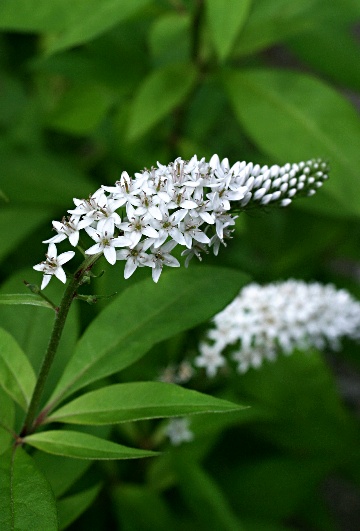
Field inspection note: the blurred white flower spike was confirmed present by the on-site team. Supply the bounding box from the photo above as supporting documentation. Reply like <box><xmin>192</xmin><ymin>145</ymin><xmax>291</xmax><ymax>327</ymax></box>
<box><xmin>196</xmin><ymin>280</ymin><xmax>360</xmax><ymax>376</ymax></box>
<box><xmin>35</xmin><ymin>155</ymin><xmax>329</xmax><ymax>288</ymax></box>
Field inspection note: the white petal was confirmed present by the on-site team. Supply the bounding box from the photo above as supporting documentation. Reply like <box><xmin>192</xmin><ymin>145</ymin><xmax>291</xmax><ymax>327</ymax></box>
<box><xmin>85</xmin><ymin>243</ymin><xmax>103</xmax><ymax>255</ymax></box>
<box><xmin>57</xmin><ymin>251</ymin><xmax>75</xmax><ymax>265</ymax></box>
<box><xmin>68</xmin><ymin>232</ymin><xmax>80</xmax><ymax>246</ymax></box>
<box><xmin>41</xmin><ymin>275</ymin><xmax>52</xmax><ymax>290</ymax></box>
<box><xmin>124</xmin><ymin>259</ymin><xmax>138</xmax><ymax>279</ymax></box>
<box><xmin>104</xmin><ymin>246</ymin><xmax>116</xmax><ymax>265</ymax></box>
<box><xmin>47</xmin><ymin>243</ymin><xmax>58</xmax><ymax>258</ymax></box>
<box><xmin>54</xmin><ymin>267</ymin><xmax>67</xmax><ymax>284</ymax></box>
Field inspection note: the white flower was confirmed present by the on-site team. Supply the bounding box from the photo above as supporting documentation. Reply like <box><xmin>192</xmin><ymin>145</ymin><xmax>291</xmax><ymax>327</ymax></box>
<box><xmin>198</xmin><ymin>280</ymin><xmax>360</xmax><ymax>375</ymax></box>
<box><xmin>165</xmin><ymin>417</ymin><xmax>194</xmax><ymax>446</ymax></box>
<box><xmin>85</xmin><ymin>226</ymin><xmax>130</xmax><ymax>265</ymax></box>
<box><xmin>194</xmin><ymin>342</ymin><xmax>226</xmax><ymax>377</ymax></box>
<box><xmin>33</xmin><ymin>243</ymin><xmax>75</xmax><ymax>289</ymax></box>
<box><xmin>116</xmin><ymin>242</ymin><xmax>153</xmax><ymax>278</ymax></box>
<box><xmin>43</xmin><ymin>215</ymin><xmax>92</xmax><ymax>247</ymax></box>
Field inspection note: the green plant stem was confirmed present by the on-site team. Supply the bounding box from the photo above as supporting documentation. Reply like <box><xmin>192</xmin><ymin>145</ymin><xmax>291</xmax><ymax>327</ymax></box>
<box><xmin>20</xmin><ymin>254</ymin><xmax>102</xmax><ymax>436</ymax></box>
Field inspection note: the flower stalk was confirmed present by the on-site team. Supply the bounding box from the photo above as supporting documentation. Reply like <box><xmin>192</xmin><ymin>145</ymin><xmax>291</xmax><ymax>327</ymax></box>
<box><xmin>21</xmin><ymin>253</ymin><xmax>101</xmax><ymax>436</ymax></box>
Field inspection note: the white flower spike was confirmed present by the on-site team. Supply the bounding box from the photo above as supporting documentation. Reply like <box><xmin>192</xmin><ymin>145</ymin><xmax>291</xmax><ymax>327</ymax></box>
<box><xmin>35</xmin><ymin>155</ymin><xmax>329</xmax><ymax>288</ymax></box>
<box><xmin>196</xmin><ymin>280</ymin><xmax>360</xmax><ymax>376</ymax></box>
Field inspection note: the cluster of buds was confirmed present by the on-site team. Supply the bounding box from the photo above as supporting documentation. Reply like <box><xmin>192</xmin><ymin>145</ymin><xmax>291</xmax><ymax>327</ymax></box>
<box><xmin>34</xmin><ymin>155</ymin><xmax>329</xmax><ymax>289</ymax></box>
<box><xmin>195</xmin><ymin>280</ymin><xmax>360</xmax><ymax>376</ymax></box>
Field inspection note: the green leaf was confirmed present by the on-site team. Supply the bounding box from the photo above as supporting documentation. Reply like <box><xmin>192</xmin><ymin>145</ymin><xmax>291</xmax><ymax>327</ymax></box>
<box><xmin>58</xmin><ymin>483</ymin><xmax>102</xmax><ymax>530</ymax></box>
<box><xmin>173</xmin><ymin>456</ymin><xmax>245</xmax><ymax>530</ymax></box>
<box><xmin>0</xmin><ymin>0</ymin><xmax>150</xmax><ymax>55</ymax></box>
<box><xmin>48</xmin><ymin>266</ymin><xmax>249</xmax><ymax>406</ymax></box>
<box><xmin>0</xmin><ymin>207</ymin><xmax>52</xmax><ymax>262</ymax></box>
<box><xmin>47</xmin><ymin>82</ymin><xmax>113</xmax><ymax>135</ymax></box>
<box><xmin>0</xmin><ymin>447</ymin><xmax>58</xmax><ymax>530</ymax></box>
<box><xmin>113</xmin><ymin>484</ymin><xmax>174</xmax><ymax>531</ymax></box>
<box><xmin>232</xmin><ymin>0</ymin><xmax>321</xmax><ymax>57</ymax></box>
<box><xmin>0</xmin><ymin>327</ymin><xmax>36</xmax><ymax>411</ymax></box>
<box><xmin>205</xmin><ymin>0</ymin><xmax>251</xmax><ymax>61</ymax></box>
<box><xmin>47</xmin><ymin>382</ymin><xmax>244</xmax><ymax>425</ymax></box>
<box><xmin>0</xmin><ymin>387</ymin><xmax>15</xmax><ymax>455</ymax></box>
<box><xmin>225</xmin><ymin>68</ymin><xmax>360</xmax><ymax>217</ymax></box>
<box><xmin>24</xmin><ymin>430</ymin><xmax>158</xmax><ymax>460</ymax></box>
<box><xmin>288</xmin><ymin>24</ymin><xmax>360</xmax><ymax>92</ymax></box>
<box><xmin>0</xmin><ymin>269</ymin><xmax>79</xmax><ymax>401</ymax></box>
<box><xmin>128</xmin><ymin>62</ymin><xmax>197</xmax><ymax>141</ymax></box>
<box><xmin>149</xmin><ymin>13</ymin><xmax>191</xmax><ymax>67</ymax></box>
<box><xmin>0</xmin><ymin>293</ymin><xmax>54</xmax><ymax>310</ymax></box>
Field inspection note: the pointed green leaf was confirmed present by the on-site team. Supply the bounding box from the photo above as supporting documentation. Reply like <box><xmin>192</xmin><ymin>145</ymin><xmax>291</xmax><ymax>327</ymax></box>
<box><xmin>0</xmin><ymin>388</ymin><xmax>15</xmax><ymax>455</ymax></box>
<box><xmin>0</xmin><ymin>294</ymin><xmax>54</xmax><ymax>309</ymax></box>
<box><xmin>0</xmin><ymin>0</ymin><xmax>150</xmax><ymax>55</ymax></box>
<box><xmin>128</xmin><ymin>62</ymin><xmax>197</xmax><ymax>141</ymax></box>
<box><xmin>48</xmin><ymin>382</ymin><xmax>245</xmax><ymax>425</ymax></box>
<box><xmin>58</xmin><ymin>483</ymin><xmax>102</xmax><ymax>530</ymax></box>
<box><xmin>173</xmin><ymin>456</ymin><xmax>245</xmax><ymax>530</ymax></box>
<box><xmin>206</xmin><ymin>0</ymin><xmax>251</xmax><ymax>61</ymax></box>
<box><xmin>0</xmin><ymin>447</ymin><xmax>58</xmax><ymax>530</ymax></box>
<box><xmin>0</xmin><ymin>327</ymin><xmax>36</xmax><ymax>410</ymax></box>
<box><xmin>48</xmin><ymin>266</ymin><xmax>249</xmax><ymax>406</ymax></box>
<box><xmin>24</xmin><ymin>430</ymin><xmax>158</xmax><ymax>460</ymax></box>
<box><xmin>225</xmin><ymin>68</ymin><xmax>360</xmax><ymax>217</ymax></box>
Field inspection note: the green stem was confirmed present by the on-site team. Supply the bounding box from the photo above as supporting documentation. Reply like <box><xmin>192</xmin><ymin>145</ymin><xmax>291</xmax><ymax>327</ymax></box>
<box><xmin>21</xmin><ymin>254</ymin><xmax>101</xmax><ymax>436</ymax></box>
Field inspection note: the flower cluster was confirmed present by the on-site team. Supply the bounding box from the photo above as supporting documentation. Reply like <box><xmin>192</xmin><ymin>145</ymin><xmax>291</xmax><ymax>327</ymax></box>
<box><xmin>34</xmin><ymin>155</ymin><xmax>329</xmax><ymax>289</ymax></box>
<box><xmin>196</xmin><ymin>280</ymin><xmax>360</xmax><ymax>376</ymax></box>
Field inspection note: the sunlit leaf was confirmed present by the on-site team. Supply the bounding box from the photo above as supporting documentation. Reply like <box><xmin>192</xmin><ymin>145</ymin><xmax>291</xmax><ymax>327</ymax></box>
<box><xmin>0</xmin><ymin>293</ymin><xmax>54</xmax><ymax>310</ymax></box>
<box><xmin>24</xmin><ymin>430</ymin><xmax>158</xmax><ymax>460</ymax></box>
<box><xmin>0</xmin><ymin>447</ymin><xmax>58</xmax><ymax>530</ymax></box>
<box><xmin>47</xmin><ymin>266</ymin><xmax>249</xmax><ymax>407</ymax></box>
<box><xmin>0</xmin><ymin>327</ymin><xmax>36</xmax><ymax>411</ymax></box>
<box><xmin>47</xmin><ymin>382</ymin><xmax>245</xmax><ymax>425</ymax></box>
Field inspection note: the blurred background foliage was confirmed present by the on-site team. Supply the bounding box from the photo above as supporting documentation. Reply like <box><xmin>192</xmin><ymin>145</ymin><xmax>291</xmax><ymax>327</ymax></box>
<box><xmin>1</xmin><ymin>0</ymin><xmax>360</xmax><ymax>529</ymax></box>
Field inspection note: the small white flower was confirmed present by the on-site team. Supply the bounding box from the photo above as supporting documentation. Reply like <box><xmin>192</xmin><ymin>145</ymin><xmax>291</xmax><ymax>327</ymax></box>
<box><xmin>194</xmin><ymin>342</ymin><xmax>226</xmax><ymax>377</ymax></box>
<box><xmin>85</xmin><ymin>226</ymin><xmax>130</xmax><ymax>265</ymax></box>
<box><xmin>33</xmin><ymin>243</ymin><xmax>75</xmax><ymax>289</ymax></box>
<box><xmin>165</xmin><ymin>417</ymin><xmax>194</xmax><ymax>446</ymax></box>
<box><xmin>116</xmin><ymin>242</ymin><xmax>153</xmax><ymax>278</ymax></box>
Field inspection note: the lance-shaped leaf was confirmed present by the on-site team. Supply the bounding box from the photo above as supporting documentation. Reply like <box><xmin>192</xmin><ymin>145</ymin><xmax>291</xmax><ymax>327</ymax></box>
<box><xmin>0</xmin><ymin>293</ymin><xmax>54</xmax><ymax>309</ymax></box>
<box><xmin>225</xmin><ymin>68</ymin><xmax>360</xmax><ymax>217</ymax></box>
<box><xmin>48</xmin><ymin>267</ymin><xmax>249</xmax><ymax>407</ymax></box>
<box><xmin>24</xmin><ymin>430</ymin><xmax>158</xmax><ymax>460</ymax></box>
<box><xmin>0</xmin><ymin>447</ymin><xmax>58</xmax><ymax>530</ymax></box>
<box><xmin>0</xmin><ymin>0</ymin><xmax>151</xmax><ymax>55</ymax></box>
<box><xmin>128</xmin><ymin>62</ymin><xmax>197</xmax><ymax>140</ymax></box>
<box><xmin>47</xmin><ymin>382</ymin><xmax>245</xmax><ymax>425</ymax></box>
<box><xmin>0</xmin><ymin>327</ymin><xmax>36</xmax><ymax>410</ymax></box>
<box><xmin>57</xmin><ymin>483</ymin><xmax>102</xmax><ymax>530</ymax></box>
<box><xmin>206</xmin><ymin>0</ymin><xmax>251</xmax><ymax>62</ymax></box>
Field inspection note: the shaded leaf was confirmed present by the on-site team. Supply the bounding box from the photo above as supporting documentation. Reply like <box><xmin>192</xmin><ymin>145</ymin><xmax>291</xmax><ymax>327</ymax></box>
<box><xmin>173</xmin><ymin>456</ymin><xmax>245</xmax><ymax>530</ymax></box>
<box><xmin>128</xmin><ymin>62</ymin><xmax>197</xmax><ymax>140</ymax></box>
<box><xmin>0</xmin><ymin>447</ymin><xmax>58</xmax><ymax>530</ymax></box>
<box><xmin>225</xmin><ymin>68</ymin><xmax>360</xmax><ymax>217</ymax></box>
<box><xmin>113</xmin><ymin>484</ymin><xmax>174</xmax><ymax>531</ymax></box>
<box><xmin>0</xmin><ymin>293</ymin><xmax>54</xmax><ymax>310</ymax></box>
<box><xmin>0</xmin><ymin>327</ymin><xmax>36</xmax><ymax>411</ymax></box>
<box><xmin>58</xmin><ymin>483</ymin><xmax>102</xmax><ymax>530</ymax></box>
<box><xmin>24</xmin><ymin>430</ymin><xmax>158</xmax><ymax>460</ymax></box>
<box><xmin>47</xmin><ymin>266</ymin><xmax>249</xmax><ymax>406</ymax></box>
<box><xmin>206</xmin><ymin>0</ymin><xmax>251</xmax><ymax>61</ymax></box>
<box><xmin>47</xmin><ymin>382</ymin><xmax>245</xmax><ymax>425</ymax></box>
